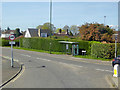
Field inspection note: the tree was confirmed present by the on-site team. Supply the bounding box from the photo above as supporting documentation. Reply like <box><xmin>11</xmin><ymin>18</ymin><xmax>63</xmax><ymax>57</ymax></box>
<box><xmin>70</xmin><ymin>25</ymin><xmax>79</xmax><ymax>35</ymax></box>
<box><xmin>15</xmin><ymin>28</ymin><xmax>21</xmax><ymax>37</ymax></box>
<box><xmin>36</xmin><ymin>25</ymin><xmax>43</xmax><ymax>29</ymax></box>
<box><xmin>7</xmin><ymin>27</ymin><xmax>10</xmax><ymax>30</ymax></box>
<box><xmin>36</xmin><ymin>22</ymin><xmax>56</xmax><ymax>33</ymax></box>
<box><xmin>79</xmin><ymin>23</ymin><xmax>114</xmax><ymax>42</ymax></box>
<box><xmin>42</xmin><ymin>22</ymin><xmax>55</xmax><ymax>31</ymax></box>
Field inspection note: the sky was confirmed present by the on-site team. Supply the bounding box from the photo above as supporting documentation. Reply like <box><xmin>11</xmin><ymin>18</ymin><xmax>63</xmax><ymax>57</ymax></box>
<box><xmin>1</xmin><ymin>1</ymin><xmax>118</xmax><ymax>31</ymax></box>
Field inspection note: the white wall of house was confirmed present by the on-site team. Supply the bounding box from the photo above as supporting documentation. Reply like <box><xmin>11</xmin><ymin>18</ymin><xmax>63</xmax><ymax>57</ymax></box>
<box><xmin>1</xmin><ymin>34</ymin><xmax>10</xmax><ymax>38</ymax></box>
<box><xmin>25</xmin><ymin>29</ymin><xmax>31</xmax><ymax>38</ymax></box>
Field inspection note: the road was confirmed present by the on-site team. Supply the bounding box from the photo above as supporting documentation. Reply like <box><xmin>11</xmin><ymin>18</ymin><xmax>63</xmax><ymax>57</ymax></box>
<box><xmin>2</xmin><ymin>47</ymin><xmax>113</xmax><ymax>88</ymax></box>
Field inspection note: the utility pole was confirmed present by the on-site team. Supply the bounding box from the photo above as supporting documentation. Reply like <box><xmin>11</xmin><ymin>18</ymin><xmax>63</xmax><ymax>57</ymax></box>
<box><xmin>104</xmin><ymin>16</ymin><xmax>106</xmax><ymax>26</ymax></box>
<box><xmin>114</xmin><ymin>34</ymin><xmax>118</xmax><ymax>58</ymax></box>
<box><xmin>49</xmin><ymin>0</ymin><xmax>52</xmax><ymax>54</ymax></box>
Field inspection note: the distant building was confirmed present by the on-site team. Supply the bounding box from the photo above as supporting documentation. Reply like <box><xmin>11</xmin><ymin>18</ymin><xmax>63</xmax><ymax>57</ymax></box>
<box><xmin>1</xmin><ymin>30</ymin><xmax>16</xmax><ymax>38</ymax></box>
<box><xmin>25</xmin><ymin>28</ymin><xmax>51</xmax><ymax>38</ymax></box>
<box><xmin>54</xmin><ymin>29</ymin><xmax>69</xmax><ymax>37</ymax></box>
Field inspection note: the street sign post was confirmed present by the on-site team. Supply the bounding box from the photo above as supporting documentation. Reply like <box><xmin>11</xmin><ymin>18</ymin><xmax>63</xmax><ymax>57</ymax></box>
<box><xmin>9</xmin><ymin>34</ymin><xmax>15</xmax><ymax>67</ymax></box>
<box><xmin>114</xmin><ymin>34</ymin><xmax>118</xmax><ymax>58</ymax></box>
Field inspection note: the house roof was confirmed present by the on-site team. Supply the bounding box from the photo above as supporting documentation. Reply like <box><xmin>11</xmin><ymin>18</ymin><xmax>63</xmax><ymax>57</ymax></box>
<box><xmin>40</xmin><ymin>29</ymin><xmax>51</xmax><ymax>34</ymax></box>
<box><xmin>59</xmin><ymin>41</ymin><xmax>78</xmax><ymax>44</ymax></box>
<box><xmin>2</xmin><ymin>30</ymin><xmax>15</xmax><ymax>34</ymax></box>
<box><xmin>27</xmin><ymin>28</ymin><xmax>51</xmax><ymax>37</ymax></box>
<box><xmin>28</xmin><ymin>28</ymin><xmax>39</xmax><ymax>37</ymax></box>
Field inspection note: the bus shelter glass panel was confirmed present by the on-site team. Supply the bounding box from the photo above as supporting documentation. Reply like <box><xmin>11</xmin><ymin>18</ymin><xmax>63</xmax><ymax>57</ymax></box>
<box><xmin>72</xmin><ymin>45</ymin><xmax>79</xmax><ymax>56</ymax></box>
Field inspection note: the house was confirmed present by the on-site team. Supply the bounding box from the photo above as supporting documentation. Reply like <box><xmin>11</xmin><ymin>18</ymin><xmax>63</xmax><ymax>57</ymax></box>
<box><xmin>54</xmin><ymin>29</ymin><xmax>69</xmax><ymax>37</ymax></box>
<box><xmin>24</xmin><ymin>28</ymin><xmax>51</xmax><ymax>38</ymax></box>
<box><xmin>1</xmin><ymin>30</ymin><xmax>16</xmax><ymax>38</ymax></box>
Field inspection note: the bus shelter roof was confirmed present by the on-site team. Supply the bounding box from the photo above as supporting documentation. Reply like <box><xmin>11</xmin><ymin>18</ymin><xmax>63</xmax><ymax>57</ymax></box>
<box><xmin>59</xmin><ymin>41</ymin><xmax>78</xmax><ymax>44</ymax></box>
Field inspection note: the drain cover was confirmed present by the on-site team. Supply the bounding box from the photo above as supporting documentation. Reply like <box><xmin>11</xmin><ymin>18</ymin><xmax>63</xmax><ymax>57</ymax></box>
<box><xmin>28</xmin><ymin>60</ymin><xmax>32</xmax><ymax>62</ymax></box>
<box><xmin>42</xmin><ymin>66</ymin><xmax>46</xmax><ymax>67</ymax></box>
<box><xmin>36</xmin><ymin>66</ymin><xmax>46</xmax><ymax>68</ymax></box>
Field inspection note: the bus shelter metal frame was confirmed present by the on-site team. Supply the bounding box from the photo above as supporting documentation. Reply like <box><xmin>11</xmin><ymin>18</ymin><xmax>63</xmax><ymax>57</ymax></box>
<box><xmin>59</xmin><ymin>41</ymin><xmax>79</xmax><ymax>56</ymax></box>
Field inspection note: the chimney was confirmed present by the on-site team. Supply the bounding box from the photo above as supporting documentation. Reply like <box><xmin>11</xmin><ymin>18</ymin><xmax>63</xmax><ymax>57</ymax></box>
<box><xmin>59</xmin><ymin>29</ymin><xmax>62</xmax><ymax>34</ymax></box>
<box><xmin>66</xmin><ymin>29</ymin><xmax>69</xmax><ymax>35</ymax></box>
<box><xmin>38</xmin><ymin>29</ymin><xmax>41</xmax><ymax>37</ymax></box>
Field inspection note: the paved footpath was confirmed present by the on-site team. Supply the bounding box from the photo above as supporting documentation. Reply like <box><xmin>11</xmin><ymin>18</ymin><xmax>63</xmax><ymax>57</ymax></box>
<box><xmin>2</xmin><ymin>57</ymin><xmax>21</xmax><ymax>85</ymax></box>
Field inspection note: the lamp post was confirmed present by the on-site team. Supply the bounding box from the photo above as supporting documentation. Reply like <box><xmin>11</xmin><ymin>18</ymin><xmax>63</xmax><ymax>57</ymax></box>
<box><xmin>49</xmin><ymin>0</ymin><xmax>52</xmax><ymax>54</ymax></box>
<box><xmin>114</xmin><ymin>34</ymin><xmax>118</xmax><ymax>58</ymax></box>
<box><xmin>104</xmin><ymin>16</ymin><xmax>106</xmax><ymax>25</ymax></box>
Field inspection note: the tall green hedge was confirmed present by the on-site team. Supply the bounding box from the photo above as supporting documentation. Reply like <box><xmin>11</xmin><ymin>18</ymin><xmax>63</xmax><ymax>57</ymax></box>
<box><xmin>91</xmin><ymin>43</ymin><xmax>120</xmax><ymax>59</ymax></box>
<box><xmin>21</xmin><ymin>38</ymin><xmax>65</xmax><ymax>52</ymax></box>
<box><xmin>20</xmin><ymin>38</ymin><xmax>92</xmax><ymax>54</ymax></box>
<box><xmin>0</xmin><ymin>39</ymin><xmax>19</xmax><ymax>46</ymax></box>
<box><xmin>2</xmin><ymin>37</ymin><xmax>119</xmax><ymax>59</ymax></box>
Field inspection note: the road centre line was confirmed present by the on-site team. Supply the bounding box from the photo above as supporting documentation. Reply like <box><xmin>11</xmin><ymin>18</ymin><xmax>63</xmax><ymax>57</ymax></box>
<box><xmin>58</xmin><ymin>62</ymin><xmax>83</xmax><ymax>68</ymax></box>
<box><xmin>20</xmin><ymin>53</ymin><xmax>113</xmax><ymax>73</ymax></box>
<box><xmin>104</xmin><ymin>70</ymin><xmax>113</xmax><ymax>73</ymax></box>
<box><xmin>21</xmin><ymin>54</ymin><xmax>31</xmax><ymax>57</ymax></box>
<box><xmin>96</xmin><ymin>69</ymin><xmax>105</xmax><ymax>71</ymax></box>
<box><xmin>96</xmin><ymin>69</ymin><xmax>112</xmax><ymax>73</ymax></box>
<box><xmin>36</xmin><ymin>57</ymin><xmax>112</xmax><ymax>73</ymax></box>
<box><xmin>36</xmin><ymin>57</ymin><xmax>51</xmax><ymax>61</ymax></box>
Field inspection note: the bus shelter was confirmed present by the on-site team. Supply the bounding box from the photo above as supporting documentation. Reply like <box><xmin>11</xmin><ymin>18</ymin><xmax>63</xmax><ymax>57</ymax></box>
<box><xmin>59</xmin><ymin>41</ymin><xmax>79</xmax><ymax>56</ymax></box>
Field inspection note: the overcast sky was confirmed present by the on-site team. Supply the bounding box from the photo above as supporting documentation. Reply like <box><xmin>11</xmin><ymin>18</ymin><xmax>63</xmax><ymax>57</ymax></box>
<box><xmin>1</xmin><ymin>1</ymin><xmax>119</xmax><ymax>31</ymax></box>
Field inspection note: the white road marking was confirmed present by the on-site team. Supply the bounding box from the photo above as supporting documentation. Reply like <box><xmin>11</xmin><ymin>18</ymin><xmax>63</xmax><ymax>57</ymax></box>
<box><xmin>36</xmin><ymin>57</ymin><xmax>51</xmax><ymax>61</ymax></box>
<box><xmin>104</xmin><ymin>70</ymin><xmax>111</xmax><ymax>72</ymax></box>
<box><xmin>96</xmin><ymin>69</ymin><xmax>112</xmax><ymax>73</ymax></box>
<box><xmin>21</xmin><ymin>54</ymin><xmax>31</xmax><ymax>57</ymax></box>
<box><xmin>96</xmin><ymin>69</ymin><xmax>105</xmax><ymax>71</ymax></box>
<box><xmin>58</xmin><ymin>62</ymin><xmax>83</xmax><ymax>68</ymax></box>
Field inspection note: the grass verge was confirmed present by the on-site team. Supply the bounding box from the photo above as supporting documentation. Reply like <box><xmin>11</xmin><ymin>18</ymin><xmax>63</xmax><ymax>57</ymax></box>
<box><xmin>13</xmin><ymin>47</ymin><xmax>65</xmax><ymax>55</ymax></box>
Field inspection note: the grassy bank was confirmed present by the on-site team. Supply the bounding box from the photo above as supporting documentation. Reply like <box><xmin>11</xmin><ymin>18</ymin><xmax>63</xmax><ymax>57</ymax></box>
<box><xmin>13</xmin><ymin>47</ymin><xmax>66</xmax><ymax>55</ymax></box>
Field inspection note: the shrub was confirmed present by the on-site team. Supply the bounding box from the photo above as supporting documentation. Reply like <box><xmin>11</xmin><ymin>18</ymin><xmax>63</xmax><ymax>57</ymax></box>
<box><xmin>1</xmin><ymin>39</ymin><xmax>19</xmax><ymax>46</ymax></box>
<box><xmin>20</xmin><ymin>38</ymin><xmax>93</xmax><ymax>55</ymax></box>
<box><xmin>21</xmin><ymin>38</ymin><xmax>65</xmax><ymax>52</ymax></box>
<box><xmin>91</xmin><ymin>43</ymin><xmax>120</xmax><ymax>59</ymax></box>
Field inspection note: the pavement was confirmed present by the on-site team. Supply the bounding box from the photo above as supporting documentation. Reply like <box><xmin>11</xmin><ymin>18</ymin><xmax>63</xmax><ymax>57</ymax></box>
<box><xmin>1</xmin><ymin>57</ymin><xmax>22</xmax><ymax>88</ymax></box>
<box><xmin>106</xmin><ymin>73</ymin><xmax>120</xmax><ymax>90</ymax></box>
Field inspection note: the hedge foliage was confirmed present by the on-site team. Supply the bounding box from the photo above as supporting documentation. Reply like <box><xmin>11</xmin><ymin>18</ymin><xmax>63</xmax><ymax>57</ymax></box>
<box><xmin>21</xmin><ymin>38</ymin><xmax>65</xmax><ymax>52</ymax></box>
<box><xmin>20</xmin><ymin>38</ymin><xmax>92</xmax><ymax>54</ymax></box>
<box><xmin>0</xmin><ymin>39</ymin><xmax>19</xmax><ymax>46</ymax></box>
<box><xmin>1</xmin><ymin>37</ymin><xmax>120</xmax><ymax>59</ymax></box>
<box><xmin>91</xmin><ymin>43</ymin><xmax>120</xmax><ymax>59</ymax></box>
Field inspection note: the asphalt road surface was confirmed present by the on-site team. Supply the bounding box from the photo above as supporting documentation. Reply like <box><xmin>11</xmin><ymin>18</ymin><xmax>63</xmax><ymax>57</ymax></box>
<box><xmin>2</xmin><ymin>47</ymin><xmax>113</xmax><ymax>88</ymax></box>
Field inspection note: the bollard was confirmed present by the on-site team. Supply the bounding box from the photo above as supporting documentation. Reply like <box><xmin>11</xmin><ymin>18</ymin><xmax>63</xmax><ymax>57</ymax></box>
<box><xmin>113</xmin><ymin>64</ymin><xmax>119</xmax><ymax>77</ymax></box>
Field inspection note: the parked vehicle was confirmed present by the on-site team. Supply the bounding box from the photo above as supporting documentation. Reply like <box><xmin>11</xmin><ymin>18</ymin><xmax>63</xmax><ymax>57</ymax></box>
<box><xmin>112</xmin><ymin>55</ymin><xmax>120</xmax><ymax>67</ymax></box>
